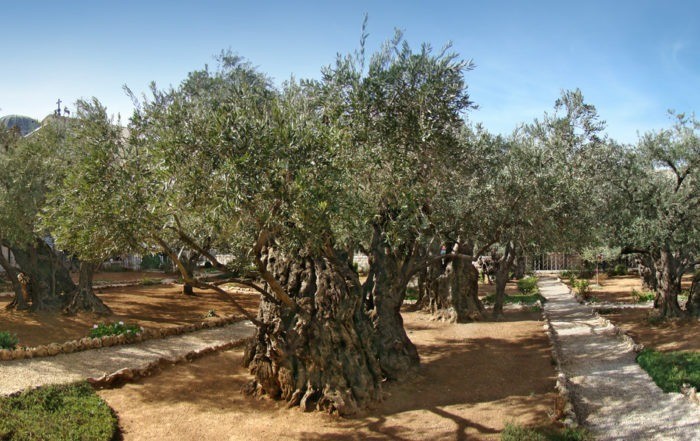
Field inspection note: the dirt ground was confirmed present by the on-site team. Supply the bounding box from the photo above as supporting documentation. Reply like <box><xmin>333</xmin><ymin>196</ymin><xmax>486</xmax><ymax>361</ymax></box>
<box><xmin>566</xmin><ymin>274</ymin><xmax>699</xmax><ymax>352</ymax></box>
<box><xmin>477</xmin><ymin>280</ymin><xmax>521</xmax><ymax>298</ymax></box>
<box><xmin>0</xmin><ymin>278</ymin><xmax>259</xmax><ymax>347</ymax></box>
<box><xmin>99</xmin><ymin>308</ymin><xmax>559</xmax><ymax>441</ymax></box>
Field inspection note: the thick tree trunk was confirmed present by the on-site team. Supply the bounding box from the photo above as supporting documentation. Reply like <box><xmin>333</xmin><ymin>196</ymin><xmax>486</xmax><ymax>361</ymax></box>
<box><xmin>512</xmin><ymin>254</ymin><xmax>526</xmax><ymax>279</ymax></box>
<box><xmin>687</xmin><ymin>272</ymin><xmax>700</xmax><ymax>317</ymax></box>
<box><xmin>366</xmin><ymin>229</ymin><xmax>420</xmax><ymax>380</ymax></box>
<box><xmin>0</xmin><ymin>248</ymin><xmax>28</xmax><ymax>310</ymax></box>
<box><xmin>63</xmin><ymin>261</ymin><xmax>112</xmax><ymax>315</ymax></box>
<box><xmin>493</xmin><ymin>243</ymin><xmax>516</xmax><ymax>318</ymax></box>
<box><xmin>418</xmin><ymin>243</ymin><xmax>483</xmax><ymax>322</ymax></box>
<box><xmin>243</xmin><ymin>248</ymin><xmax>382</xmax><ymax>416</ymax></box>
<box><xmin>8</xmin><ymin>240</ymin><xmax>76</xmax><ymax>312</ymax></box>
<box><xmin>638</xmin><ymin>254</ymin><xmax>658</xmax><ymax>292</ymax></box>
<box><xmin>654</xmin><ymin>248</ymin><xmax>685</xmax><ymax>318</ymax></box>
<box><xmin>181</xmin><ymin>255</ymin><xmax>197</xmax><ymax>296</ymax></box>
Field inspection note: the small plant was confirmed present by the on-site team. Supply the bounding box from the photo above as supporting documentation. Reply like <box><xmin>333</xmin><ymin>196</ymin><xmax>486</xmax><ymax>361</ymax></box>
<box><xmin>631</xmin><ymin>289</ymin><xmax>655</xmax><ymax>303</ymax></box>
<box><xmin>529</xmin><ymin>305</ymin><xmax>543</xmax><ymax>313</ymax></box>
<box><xmin>405</xmin><ymin>287</ymin><xmax>419</xmax><ymax>301</ymax></box>
<box><xmin>606</xmin><ymin>264</ymin><xmax>628</xmax><ymax>277</ymax></box>
<box><xmin>89</xmin><ymin>321</ymin><xmax>142</xmax><ymax>339</ymax></box>
<box><xmin>574</xmin><ymin>279</ymin><xmax>591</xmax><ymax>300</ymax></box>
<box><xmin>637</xmin><ymin>349</ymin><xmax>700</xmax><ymax>393</ymax></box>
<box><xmin>203</xmin><ymin>309</ymin><xmax>219</xmax><ymax>318</ymax></box>
<box><xmin>517</xmin><ymin>276</ymin><xmax>538</xmax><ymax>295</ymax></box>
<box><xmin>501</xmin><ymin>423</ymin><xmax>592</xmax><ymax>441</ymax></box>
<box><xmin>0</xmin><ymin>331</ymin><xmax>19</xmax><ymax>350</ymax></box>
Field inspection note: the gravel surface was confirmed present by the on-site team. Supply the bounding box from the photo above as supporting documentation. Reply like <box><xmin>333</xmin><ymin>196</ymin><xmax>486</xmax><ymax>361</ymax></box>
<box><xmin>0</xmin><ymin>320</ymin><xmax>255</xmax><ymax>396</ymax></box>
<box><xmin>540</xmin><ymin>277</ymin><xmax>700</xmax><ymax>441</ymax></box>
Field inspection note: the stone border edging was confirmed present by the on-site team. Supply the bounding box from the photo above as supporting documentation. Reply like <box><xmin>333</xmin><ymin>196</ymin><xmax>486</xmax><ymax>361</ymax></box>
<box><xmin>541</xmin><ymin>301</ymin><xmax>579</xmax><ymax>426</ymax></box>
<box><xmin>561</xmin><ymin>278</ymin><xmax>699</xmax><ymax>408</ymax></box>
<box><xmin>0</xmin><ymin>315</ymin><xmax>241</xmax><ymax>362</ymax></box>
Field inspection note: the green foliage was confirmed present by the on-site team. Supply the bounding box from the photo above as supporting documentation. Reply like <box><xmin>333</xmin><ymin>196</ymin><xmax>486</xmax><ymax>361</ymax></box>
<box><xmin>606</xmin><ymin>264</ymin><xmax>628</xmax><ymax>277</ymax></box>
<box><xmin>517</xmin><ymin>276</ymin><xmax>538</xmax><ymax>295</ymax></box>
<box><xmin>405</xmin><ymin>287</ymin><xmax>419</xmax><ymax>301</ymax></box>
<box><xmin>574</xmin><ymin>279</ymin><xmax>591</xmax><ymax>300</ymax></box>
<box><xmin>501</xmin><ymin>423</ymin><xmax>592</xmax><ymax>441</ymax></box>
<box><xmin>560</xmin><ymin>270</ymin><xmax>577</xmax><ymax>279</ymax></box>
<box><xmin>0</xmin><ymin>331</ymin><xmax>19</xmax><ymax>350</ymax></box>
<box><xmin>0</xmin><ymin>383</ymin><xmax>118</xmax><ymax>441</ymax></box>
<box><xmin>140</xmin><ymin>254</ymin><xmax>163</xmax><ymax>270</ymax></box>
<box><xmin>89</xmin><ymin>321</ymin><xmax>142</xmax><ymax>339</ymax></box>
<box><xmin>631</xmin><ymin>289</ymin><xmax>655</xmax><ymax>303</ymax></box>
<box><xmin>637</xmin><ymin>349</ymin><xmax>700</xmax><ymax>393</ymax></box>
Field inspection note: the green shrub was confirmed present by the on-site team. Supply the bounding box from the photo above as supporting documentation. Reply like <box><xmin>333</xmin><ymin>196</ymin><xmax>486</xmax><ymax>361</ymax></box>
<box><xmin>637</xmin><ymin>349</ymin><xmax>700</xmax><ymax>393</ymax></box>
<box><xmin>560</xmin><ymin>270</ymin><xmax>577</xmax><ymax>279</ymax></box>
<box><xmin>140</xmin><ymin>254</ymin><xmax>163</xmax><ymax>270</ymax></box>
<box><xmin>501</xmin><ymin>423</ymin><xmax>547</xmax><ymax>441</ymax></box>
<box><xmin>631</xmin><ymin>289</ymin><xmax>655</xmax><ymax>303</ymax></box>
<box><xmin>607</xmin><ymin>264</ymin><xmax>628</xmax><ymax>277</ymax></box>
<box><xmin>89</xmin><ymin>321</ymin><xmax>142</xmax><ymax>339</ymax></box>
<box><xmin>0</xmin><ymin>331</ymin><xmax>19</xmax><ymax>350</ymax></box>
<box><xmin>0</xmin><ymin>382</ymin><xmax>118</xmax><ymax>440</ymax></box>
<box><xmin>517</xmin><ymin>276</ymin><xmax>538</xmax><ymax>295</ymax></box>
<box><xmin>574</xmin><ymin>280</ymin><xmax>591</xmax><ymax>300</ymax></box>
<box><xmin>405</xmin><ymin>287</ymin><xmax>419</xmax><ymax>301</ymax></box>
<box><xmin>501</xmin><ymin>423</ymin><xmax>592</xmax><ymax>441</ymax></box>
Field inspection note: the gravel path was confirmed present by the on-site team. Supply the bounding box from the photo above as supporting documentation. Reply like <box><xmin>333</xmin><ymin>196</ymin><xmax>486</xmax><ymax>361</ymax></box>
<box><xmin>540</xmin><ymin>277</ymin><xmax>700</xmax><ymax>440</ymax></box>
<box><xmin>0</xmin><ymin>320</ymin><xmax>255</xmax><ymax>396</ymax></box>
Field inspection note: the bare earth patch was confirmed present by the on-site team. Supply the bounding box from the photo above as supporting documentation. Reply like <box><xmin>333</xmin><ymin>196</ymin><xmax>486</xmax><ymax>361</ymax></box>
<box><xmin>602</xmin><ymin>308</ymin><xmax>700</xmax><ymax>352</ymax></box>
<box><xmin>99</xmin><ymin>308</ymin><xmax>559</xmax><ymax>441</ymax></box>
<box><xmin>0</xmin><ymin>279</ymin><xmax>259</xmax><ymax>348</ymax></box>
<box><xmin>567</xmin><ymin>274</ymin><xmax>700</xmax><ymax>352</ymax></box>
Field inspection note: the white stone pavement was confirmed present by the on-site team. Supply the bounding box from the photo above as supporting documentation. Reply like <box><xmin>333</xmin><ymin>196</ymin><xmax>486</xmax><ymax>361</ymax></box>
<box><xmin>0</xmin><ymin>320</ymin><xmax>255</xmax><ymax>396</ymax></box>
<box><xmin>540</xmin><ymin>277</ymin><xmax>700</xmax><ymax>441</ymax></box>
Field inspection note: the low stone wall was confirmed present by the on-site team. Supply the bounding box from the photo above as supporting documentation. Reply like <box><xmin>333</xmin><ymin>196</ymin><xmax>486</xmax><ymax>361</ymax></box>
<box><xmin>0</xmin><ymin>315</ymin><xmax>240</xmax><ymax>362</ymax></box>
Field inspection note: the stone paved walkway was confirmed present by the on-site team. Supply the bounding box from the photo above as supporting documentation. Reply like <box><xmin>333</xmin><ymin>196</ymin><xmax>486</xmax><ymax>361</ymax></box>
<box><xmin>0</xmin><ymin>320</ymin><xmax>255</xmax><ymax>396</ymax></box>
<box><xmin>540</xmin><ymin>277</ymin><xmax>700</xmax><ymax>441</ymax></box>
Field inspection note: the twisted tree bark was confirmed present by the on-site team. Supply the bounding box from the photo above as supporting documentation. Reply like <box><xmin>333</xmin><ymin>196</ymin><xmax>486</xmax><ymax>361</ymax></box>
<box><xmin>243</xmin><ymin>247</ymin><xmax>382</xmax><ymax>416</ymax></box>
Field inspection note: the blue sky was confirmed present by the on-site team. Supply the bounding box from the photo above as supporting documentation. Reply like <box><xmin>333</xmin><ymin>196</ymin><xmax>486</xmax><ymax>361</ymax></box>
<box><xmin>1</xmin><ymin>0</ymin><xmax>698</xmax><ymax>143</ymax></box>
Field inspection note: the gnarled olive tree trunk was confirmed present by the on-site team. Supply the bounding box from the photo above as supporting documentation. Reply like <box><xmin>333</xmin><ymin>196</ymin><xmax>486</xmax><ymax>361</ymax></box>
<box><xmin>653</xmin><ymin>248</ymin><xmax>684</xmax><ymax>318</ymax></box>
<box><xmin>243</xmin><ymin>247</ymin><xmax>382</xmax><ymax>416</ymax></box>
<box><xmin>493</xmin><ymin>242</ymin><xmax>516</xmax><ymax>318</ymax></box>
<box><xmin>8</xmin><ymin>240</ymin><xmax>76</xmax><ymax>312</ymax></box>
<box><xmin>364</xmin><ymin>226</ymin><xmax>420</xmax><ymax>380</ymax></box>
<box><xmin>635</xmin><ymin>253</ymin><xmax>661</xmax><ymax>307</ymax></box>
<box><xmin>417</xmin><ymin>242</ymin><xmax>483</xmax><ymax>322</ymax></box>
<box><xmin>688</xmin><ymin>272</ymin><xmax>700</xmax><ymax>317</ymax></box>
<box><xmin>63</xmin><ymin>261</ymin><xmax>112</xmax><ymax>315</ymax></box>
<box><xmin>0</xmin><ymin>247</ymin><xmax>28</xmax><ymax>310</ymax></box>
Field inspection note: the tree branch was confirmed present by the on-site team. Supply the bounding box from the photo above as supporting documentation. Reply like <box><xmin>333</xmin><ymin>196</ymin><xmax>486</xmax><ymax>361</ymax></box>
<box><xmin>252</xmin><ymin>230</ymin><xmax>299</xmax><ymax>312</ymax></box>
<box><xmin>154</xmin><ymin>235</ymin><xmax>262</xmax><ymax>326</ymax></box>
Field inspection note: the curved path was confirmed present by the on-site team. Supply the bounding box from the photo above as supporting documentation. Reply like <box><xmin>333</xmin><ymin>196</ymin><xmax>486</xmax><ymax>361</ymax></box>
<box><xmin>540</xmin><ymin>277</ymin><xmax>700</xmax><ymax>440</ymax></box>
<box><xmin>0</xmin><ymin>320</ymin><xmax>255</xmax><ymax>396</ymax></box>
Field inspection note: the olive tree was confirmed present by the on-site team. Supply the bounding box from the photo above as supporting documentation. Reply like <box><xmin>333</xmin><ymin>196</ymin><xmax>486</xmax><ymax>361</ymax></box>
<box><xmin>0</xmin><ymin>119</ymin><xmax>78</xmax><ymax>311</ymax></box>
<box><xmin>603</xmin><ymin>114</ymin><xmax>700</xmax><ymax>317</ymax></box>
